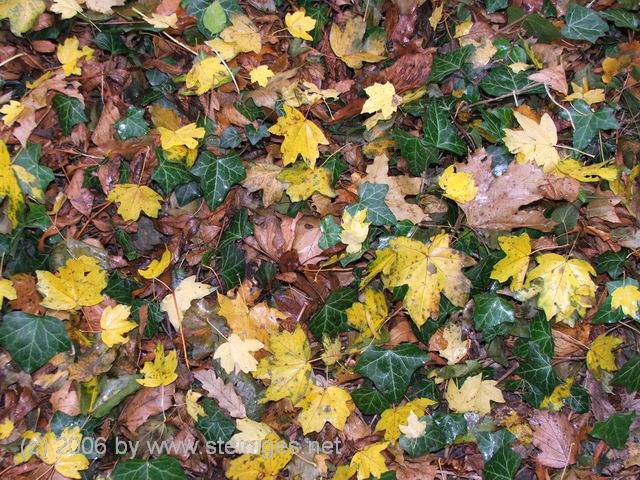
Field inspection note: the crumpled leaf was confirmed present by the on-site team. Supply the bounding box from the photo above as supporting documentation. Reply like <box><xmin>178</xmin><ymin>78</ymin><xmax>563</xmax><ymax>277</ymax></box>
<box><xmin>137</xmin><ymin>246</ymin><xmax>172</xmax><ymax>279</ymax></box>
<box><xmin>137</xmin><ymin>343</ymin><xmax>178</xmax><ymax>387</ymax></box>
<box><xmin>340</xmin><ymin>208</ymin><xmax>370</xmax><ymax>254</ymax></box>
<box><xmin>277</xmin><ymin>162</ymin><xmax>335</xmax><ymax>201</ymax></box>
<box><xmin>330</xmin><ymin>14</ymin><xmax>386</xmax><ymax>69</ymax></box>
<box><xmin>586</xmin><ymin>334</ymin><xmax>622</xmax><ymax>378</ymax></box>
<box><xmin>490</xmin><ymin>233</ymin><xmax>531</xmax><ymax>291</ymax></box>
<box><xmin>285</xmin><ymin>9</ymin><xmax>316</xmax><ymax>41</ymax></box>
<box><xmin>375</xmin><ymin>398</ymin><xmax>435</xmax><ymax>441</ymax></box>
<box><xmin>438</xmin><ymin>165</ymin><xmax>478</xmax><ymax>203</ymax></box>
<box><xmin>346</xmin><ymin>287</ymin><xmax>387</xmax><ymax>339</ymax></box>
<box><xmin>160</xmin><ymin>275</ymin><xmax>214</xmax><ymax>331</ymax></box>
<box><xmin>100</xmin><ymin>304</ymin><xmax>136</xmax><ymax>347</ymax></box>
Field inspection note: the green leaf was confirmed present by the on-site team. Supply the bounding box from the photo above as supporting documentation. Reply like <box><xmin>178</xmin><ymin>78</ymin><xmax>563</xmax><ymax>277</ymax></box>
<box><xmin>309</xmin><ymin>286</ymin><xmax>358</xmax><ymax>339</ymax></box>
<box><xmin>514</xmin><ymin>341</ymin><xmax>559</xmax><ymax>404</ymax></box>
<box><xmin>346</xmin><ymin>182</ymin><xmax>397</xmax><ymax>226</ymax></box>
<box><xmin>522</xmin><ymin>13</ymin><xmax>561</xmax><ymax>42</ymax></box>
<box><xmin>300</xmin><ymin>0</ymin><xmax>330</xmax><ymax>43</ymax></box>
<box><xmin>351</xmin><ymin>387</ymin><xmax>391</xmax><ymax>415</ymax></box>
<box><xmin>202</xmin><ymin>0</ymin><xmax>227</xmax><ymax>35</ymax></box>
<box><xmin>216</xmin><ymin>243</ymin><xmax>245</xmax><ymax>290</ymax></box>
<box><xmin>473</xmin><ymin>293</ymin><xmax>515</xmax><ymax>341</ymax></box>
<box><xmin>13</xmin><ymin>142</ymin><xmax>54</xmax><ymax>202</ymax></box>
<box><xmin>112</xmin><ymin>455</ymin><xmax>187</xmax><ymax>480</ymax></box>
<box><xmin>399</xmin><ymin>412</ymin><xmax>467</xmax><ymax>457</ymax></box>
<box><xmin>478</xmin><ymin>108</ymin><xmax>514</xmax><ymax>143</ymax></box>
<box><xmin>567</xmin><ymin>100</ymin><xmax>619</xmax><ymax>150</ymax></box>
<box><xmin>196</xmin><ymin>398</ymin><xmax>236</xmax><ymax>443</ymax></box>
<box><xmin>594</xmin><ymin>249</ymin><xmax>629</xmax><ymax>278</ymax></box>
<box><xmin>601</xmin><ymin>8</ymin><xmax>639</xmax><ymax>29</ymax></box>
<box><xmin>220</xmin><ymin>127</ymin><xmax>242</xmax><ymax>148</ymax></box>
<box><xmin>476</xmin><ymin>429</ymin><xmax>516</xmax><ymax>461</ymax></box>
<box><xmin>592</xmin><ymin>295</ymin><xmax>625</xmax><ymax>324</ymax></box>
<box><xmin>392</xmin><ymin>128</ymin><xmax>437</xmax><ymax>175</ymax></box>
<box><xmin>589</xmin><ymin>412</ymin><xmax>635</xmax><ymax>449</ymax></box>
<box><xmin>192</xmin><ymin>151</ymin><xmax>246</xmax><ymax>210</ymax></box>
<box><xmin>480</xmin><ymin>65</ymin><xmax>540</xmax><ymax>97</ymax></box>
<box><xmin>94</xmin><ymin>32</ymin><xmax>128</xmax><ymax>54</ymax></box>
<box><xmin>152</xmin><ymin>153</ymin><xmax>195</xmax><ymax>195</ymax></box>
<box><xmin>115</xmin><ymin>228</ymin><xmax>138</xmax><ymax>261</ymax></box>
<box><xmin>423</xmin><ymin>99</ymin><xmax>467</xmax><ymax>155</ymax></box>
<box><xmin>612</xmin><ymin>356</ymin><xmax>640</xmax><ymax>392</ymax></box>
<box><xmin>105</xmin><ymin>272</ymin><xmax>140</xmax><ymax>305</ymax></box>
<box><xmin>52</xmin><ymin>93</ymin><xmax>87</xmax><ymax>136</ymax></box>
<box><xmin>529</xmin><ymin>312</ymin><xmax>554</xmax><ymax>357</ymax></box>
<box><xmin>485</xmin><ymin>0</ymin><xmax>508</xmax><ymax>14</ymax></box>
<box><xmin>319</xmin><ymin>216</ymin><xmax>341</xmax><ymax>249</ymax></box>
<box><xmin>0</xmin><ymin>311</ymin><xmax>71</xmax><ymax>373</ymax></box>
<box><xmin>483</xmin><ymin>446</ymin><xmax>521</xmax><ymax>480</ymax></box>
<box><xmin>355</xmin><ymin>343</ymin><xmax>428</xmax><ymax>403</ymax></box>
<box><xmin>0</xmin><ymin>0</ymin><xmax>45</xmax><ymax>36</ymax></box>
<box><xmin>218</xmin><ymin>209</ymin><xmax>253</xmax><ymax>249</ymax></box>
<box><xmin>91</xmin><ymin>374</ymin><xmax>141</xmax><ymax>418</ymax></box>
<box><xmin>566</xmin><ymin>384</ymin><xmax>590</xmax><ymax>414</ymax></box>
<box><xmin>429</xmin><ymin>45</ymin><xmax>473</xmax><ymax>83</ymax></box>
<box><xmin>115</xmin><ymin>107</ymin><xmax>149</xmax><ymax>140</ymax></box>
<box><xmin>561</xmin><ymin>3</ymin><xmax>609</xmax><ymax>43</ymax></box>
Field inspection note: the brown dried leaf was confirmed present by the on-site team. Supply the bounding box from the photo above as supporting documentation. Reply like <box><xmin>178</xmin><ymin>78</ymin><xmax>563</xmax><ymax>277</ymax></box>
<box><xmin>531</xmin><ymin>411</ymin><xmax>578</xmax><ymax>468</ymax></box>
<box><xmin>193</xmin><ymin>369</ymin><xmax>247</xmax><ymax>418</ymax></box>
<box><xmin>120</xmin><ymin>384</ymin><xmax>175</xmax><ymax>433</ymax></box>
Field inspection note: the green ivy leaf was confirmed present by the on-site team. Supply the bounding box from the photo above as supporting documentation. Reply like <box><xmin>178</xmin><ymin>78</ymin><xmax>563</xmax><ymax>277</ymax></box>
<box><xmin>473</xmin><ymin>293</ymin><xmax>515</xmax><ymax>341</ymax></box>
<box><xmin>529</xmin><ymin>312</ymin><xmax>554</xmax><ymax>357</ymax></box>
<box><xmin>94</xmin><ymin>32</ymin><xmax>128</xmax><ymax>54</ymax></box>
<box><xmin>589</xmin><ymin>412</ymin><xmax>635</xmax><ymax>449</ymax></box>
<box><xmin>52</xmin><ymin>93</ymin><xmax>87</xmax><ymax>136</ymax></box>
<box><xmin>514</xmin><ymin>341</ymin><xmax>559</xmax><ymax>405</ymax></box>
<box><xmin>594</xmin><ymin>249</ymin><xmax>629</xmax><ymax>278</ymax></box>
<box><xmin>351</xmin><ymin>387</ymin><xmax>391</xmax><ymax>415</ymax></box>
<box><xmin>476</xmin><ymin>429</ymin><xmax>516</xmax><ymax>461</ymax></box>
<box><xmin>91</xmin><ymin>374</ymin><xmax>141</xmax><ymax>418</ymax></box>
<box><xmin>392</xmin><ymin>128</ymin><xmax>437</xmax><ymax>175</ymax></box>
<box><xmin>612</xmin><ymin>356</ymin><xmax>640</xmax><ymax>392</ymax></box>
<box><xmin>399</xmin><ymin>412</ymin><xmax>467</xmax><ymax>457</ymax></box>
<box><xmin>423</xmin><ymin>99</ymin><xmax>467</xmax><ymax>155</ymax></box>
<box><xmin>483</xmin><ymin>446</ymin><xmax>521</xmax><ymax>480</ymax></box>
<box><xmin>319</xmin><ymin>216</ymin><xmax>341</xmax><ymax>249</ymax></box>
<box><xmin>216</xmin><ymin>243</ymin><xmax>245</xmax><ymax>291</ymax></box>
<box><xmin>112</xmin><ymin>455</ymin><xmax>187</xmax><ymax>480</ymax></box>
<box><xmin>346</xmin><ymin>182</ymin><xmax>397</xmax><ymax>226</ymax></box>
<box><xmin>429</xmin><ymin>45</ymin><xmax>473</xmax><ymax>83</ymax></box>
<box><xmin>115</xmin><ymin>107</ymin><xmax>149</xmax><ymax>140</ymax></box>
<box><xmin>13</xmin><ymin>142</ymin><xmax>54</xmax><ymax>202</ymax></box>
<box><xmin>561</xmin><ymin>3</ymin><xmax>609</xmax><ymax>43</ymax></box>
<box><xmin>480</xmin><ymin>65</ymin><xmax>540</xmax><ymax>97</ymax></box>
<box><xmin>192</xmin><ymin>151</ymin><xmax>246</xmax><ymax>210</ymax></box>
<box><xmin>355</xmin><ymin>343</ymin><xmax>427</xmax><ymax>402</ymax></box>
<box><xmin>202</xmin><ymin>0</ymin><xmax>227</xmax><ymax>35</ymax></box>
<box><xmin>152</xmin><ymin>153</ymin><xmax>195</xmax><ymax>195</ymax></box>
<box><xmin>523</xmin><ymin>13</ymin><xmax>561</xmax><ymax>42</ymax></box>
<box><xmin>601</xmin><ymin>8</ymin><xmax>639</xmax><ymax>29</ymax></box>
<box><xmin>309</xmin><ymin>287</ymin><xmax>358</xmax><ymax>339</ymax></box>
<box><xmin>0</xmin><ymin>312</ymin><xmax>71</xmax><ymax>373</ymax></box>
<box><xmin>567</xmin><ymin>100</ymin><xmax>619</xmax><ymax>150</ymax></box>
<box><xmin>196</xmin><ymin>398</ymin><xmax>236</xmax><ymax>443</ymax></box>
<box><xmin>218</xmin><ymin>209</ymin><xmax>253</xmax><ymax>249</ymax></box>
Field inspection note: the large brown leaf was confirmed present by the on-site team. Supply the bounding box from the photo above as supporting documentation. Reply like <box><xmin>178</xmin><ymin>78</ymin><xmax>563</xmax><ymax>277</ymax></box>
<box><xmin>120</xmin><ymin>383</ymin><xmax>175</xmax><ymax>433</ymax></box>
<box><xmin>530</xmin><ymin>411</ymin><xmax>578</xmax><ymax>468</ymax></box>
<box><xmin>194</xmin><ymin>369</ymin><xmax>246</xmax><ymax>418</ymax></box>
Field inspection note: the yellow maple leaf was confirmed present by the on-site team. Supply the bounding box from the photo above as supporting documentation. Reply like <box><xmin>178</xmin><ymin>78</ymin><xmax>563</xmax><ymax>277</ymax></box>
<box><xmin>254</xmin><ymin>326</ymin><xmax>312</xmax><ymax>403</ymax></box>
<box><xmin>56</xmin><ymin>37</ymin><xmax>94</xmax><ymax>76</ymax></box>
<box><xmin>503</xmin><ymin>112</ymin><xmax>559</xmax><ymax>171</ymax></box>
<box><xmin>586</xmin><ymin>334</ymin><xmax>622</xmax><ymax>378</ymax></box>
<box><xmin>375</xmin><ymin>398</ymin><xmax>435</xmax><ymax>442</ymax></box>
<box><xmin>611</xmin><ymin>284</ymin><xmax>640</xmax><ymax>318</ymax></box>
<box><xmin>217</xmin><ymin>290</ymin><xmax>284</xmax><ymax>346</ymax></box>
<box><xmin>137</xmin><ymin>343</ymin><xmax>178</xmax><ymax>387</ymax></box>
<box><xmin>107</xmin><ymin>184</ymin><xmax>163</xmax><ymax>221</ymax></box>
<box><xmin>350</xmin><ymin>442</ymin><xmax>389</xmax><ymax>480</ymax></box>
<box><xmin>185</xmin><ymin>56</ymin><xmax>230</xmax><ymax>95</ymax></box>
<box><xmin>285</xmin><ymin>9</ymin><xmax>316</xmax><ymax>41</ymax></box>
<box><xmin>229</xmin><ymin>419</ymin><xmax>274</xmax><ymax>454</ymax></box>
<box><xmin>525</xmin><ymin>253</ymin><xmax>596</xmax><ymax>324</ymax></box>
<box><xmin>158</xmin><ymin>122</ymin><xmax>205</xmax><ymax>150</ymax></box>
<box><xmin>205</xmin><ymin>38</ymin><xmax>238</xmax><ymax>61</ymax></box>
<box><xmin>509</xmin><ymin>62</ymin><xmax>531</xmax><ymax>73</ymax></box>
<box><xmin>268</xmin><ymin>105</ymin><xmax>329</xmax><ymax>168</ymax></box>
<box><xmin>0</xmin><ymin>418</ymin><xmax>14</xmax><ymax>440</ymax></box>
<box><xmin>564</xmin><ymin>79</ymin><xmax>605</xmax><ymax>105</ymax></box>
<box><xmin>1</xmin><ymin>100</ymin><xmax>24</xmax><ymax>126</ymax></box>
<box><xmin>329</xmin><ymin>14</ymin><xmax>386</xmax><ymax>69</ymax></box>
<box><xmin>100</xmin><ymin>304</ymin><xmax>136</xmax><ymax>347</ymax></box>
<box><xmin>540</xmin><ymin>377</ymin><xmax>574</xmax><ymax>411</ymax></box>
<box><xmin>281</xmin><ymin>81</ymin><xmax>340</xmax><ymax>108</ymax></box>
<box><xmin>461</xmin><ymin>37</ymin><xmax>497</xmax><ymax>68</ymax></box>
<box><xmin>556</xmin><ymin>159</ymin><xmax>618</xmax><ymax>183</ymax></box>
<box><xmin>36</xmin><ymin>256</ymin><xmax>107</xmax><ymax>311</ymax></box>
<box><xmin>454</xmin><ymin>19</ymin><xmax>473</xmax><ymax>37</ymax></box>
<box><xmin>346</xmin><ymin>287</ymin><xmax>387</xmax><ymax>339</ymax></box>
<box><xmin>340</xmin><ymin>208</ymin><xmax>370</xmax><ymax>254</ymax></box>
<box><xmin>438</xmin><ymin>165</ymin><xmax>478</xmax><ymax>203</ymax></box>
<box><xmin>0</xmin><ymin>139</ymin><xmax>25</xmax><ymax>230</ymax></box>
<box><xmin>214</xmin><ymin>334</ymin><xmax>264</xmax><ymax>374</ymax></box>
<box><xmin>429</xmin><ymin>3</ymin><xmax>444</xmax><ymax>28</ymax></box>
<box><xmin>445</xmin><ymin>373</ymin><xmax>505</xmax><ymax>415</ymax></box>
<box><xmin>50</xmin><ymin>0</ymin><xmax>83</xmax><ymax>19</ymax></box>
<box><xmin>226</xmin><ymin>432</ymin><xmax>292</xmax><ymax>480</ymax></box>
<box><xmin>0</xmin><ymin>277</ymin><xmax>17</xmax><ymax>308</ymax></box>
<box><xmin>321</xmin><ymin>336</ymin><xmax>342</xmax><ymax>366</ymax></box>
<box><xmin>361</xmin><ymin>82</ymin><xmax>399</xmax><ymax>120</ymax></box>
<box><xmin>399</xmin><ymin>411</ymin><xmax>427</xmax><ymax>439</ymax></box>
<box><xmin>490</xmin><ymin>233</ymin><xmax>531</xmax><ymax>291</ymax></box>
<box><xmin>242</xmin><ymin>162</ymin><xmax>284</xmax><ymax>207</ymax></box>
<box><xmin>368</xmin><ymin>234</ymin><xmax>475</xmax><ymax>327</ymax></box>
<box><xmin>138</xmin><ymin>246</ymin><xmax>172</xmax><ymax>279</ymax></box>
<box><xmin>143</xmin><ymin>12</ymin><xmax>178</xmax><ymax>29</ymax></box>
<box><xmin>438</xmin><ymin>322</ymin><xmax>469</xmax><ymax>365</ymax></box>
<box><xmin>277</xmin><ymin>162</ymin><xmax>335</xmax><ymax>201</ymax></box>
<box><xmin>249</xmin><ymin>65</ymin><xmax>274</xmax><ymax>87</ymax></box>
<box><xmin>186</xmin><ymin>389</ymin><xmax>205</xmax><ymax>420</ymax></box>
<box><xmin>219</xmin><ymin>14</ymin><xmax>262</xmax><ymax>54</ymax></box>
<box><xmin>38</xmin><ymin>427</ymin><xmax>89</xmax><ymax>479</ymax></box>
<box><xmin>160</xmin><ymin>275</ymin><xmax>214</xmax><ymax>331</ymax></box>
<box><xmin>295</xmin><ymin>385</ymin><xmax>354</xmax><ymax>434</ymax></box>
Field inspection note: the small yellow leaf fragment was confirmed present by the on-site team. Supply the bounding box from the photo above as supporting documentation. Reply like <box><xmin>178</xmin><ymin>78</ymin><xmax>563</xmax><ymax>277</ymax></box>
<box><xmin>285</xmin><ymin>9</ymin><xmax>316</xmax><ymax>41</ymax></box>
<box><xmin>138</xmin><ymin>247</ymin><xmax>172</xmax><ymax>279</ymax></box>
<box><xmin>454</xmin><ymin>20</ymin><xmax>473</xmax><ymax>38</ymax></box>
<box><xmin>220</xmin><ymin>14</ymin><xmax>262</xmax><ymax>54</ymax></box>
<box><xmin>556</xmin><ymin>159</ymin><xmax>618</xmax><ymax>183</ymax></box>
<box><xmin>214</xmin><ymin>334</ymin><xmax>264</xmax><ymax>374</ymax></box>
<box><xmin>144</xmin><ymin>13</ymin><xmax>178</xmax><ymax>29</ymax></box>
<box><xmin>268</xmin><ymin>105</ymin><xmax>329</xmax><ymax>168</ymax></box>
<box><xmin>361</xmin><ymin>82</ymin><xmax>399</xmax><ymax>120</ymax></box>
<box><xmin>0</xmin><ymin>277</ymin><xmax>17</xmax><ymax>308</ymax></box>
<box><xmin>186</xmin><ymin>389</ymin><xmax>205</xmax><ymax>420</ymax></box>
<box><xmin>50</xmin><ymin>0</ymin><xmax>83</xmax><ymax>19</ymax></box>
<box><xmin>611</xmin><ymin>284</ymin><xmax>640</xmax><ymax>318</ymax></box>
<box><xmin>277</xmin><ymin>162</ymin><xmax>335</xmax><ymax>201</ymax></box>
<box><xmin>0</xmin><ymin>139</ymin><xmax>25</xmax><ymax>229</ymax></box>
<box><xmin>429</xmin><ymin>3</ymin><xmax>444</xmax><ymax>28</ymax></box>
<box><xmin>350</xmin><ymin>442</ymin><xmax>389</xmax><ymax>480</ymax></box>
<box><xmin>340</xmin><ymin>208</ymin><xmax>370</xmax><ymax>254</ymax></box>
<box><xmin>586</xmin><ymin>334</ymin><xmax>623</xmax><ymax>378</ymax></box>
<box><xmin>540</xmin><ymin>377</ymin><xmax>574</xmax><ymax>411</ymax></box>
<box><xmin>0</xmin><ymin>100</ymin><xmax>24</xmax><ymax>126</ymax></box>
<box><xmin>100</xmin><ymin>304</ymin><xmax>137</xmax><ymax>347</ymax></box>
<box><xmin>228</xmin><ymin>418</ymin><xmax>273</xmax><ymax>454</ymax></box>
<box><xmin>107</xmin><ymin>184</ymin><xmax>163</xmax><ymax>221</ymax></box>
<box><xmin>296</xmin><ymin>385</ymin><xmax>354</xmax><ymax>434</ymax></box>
<box><xmin>438</xmin><ymin>165</ymin><xmax>478</xmax><ymax>203</ymax></box>
<box><xmin>438</xmin><ymin>322</ymin><xmax>469</xmax><ymax>365</ymax></box>
<box><xmin>602</xmin><ymin>57</ymin><xmax>622</xmax><ymax>84</ymax></box>
<box><xmin>445</xmin><ymin>373</ymin><xmax>505</xmax><ymax>415</ymax></box>
<box><xmin>490</xmin><ymin>233</ymin><xmax>531</xmax><ymax>291</ymax></box>
<box><xmin>399</xmin><ymin>411</ymin><xmax>427</xmax><ymax>439</ymax></box>
<box><xmin>137</xmin><ymin>343</ymin><xmax>178</xmax><ymax>387</ymax></box>
<box><xmin>36</xmin><ymin>256</ymin><xmax>107</xmax><ymax>311</ymax></box>
<box><xmin>158</xmin><ymin>122</ymin><xmax>205</xmax><ymax>150</ymax></box>
<box><xmin>160</xmin><ymin>275</ymin><xmax>214</xmax><ymax>331</ymax></box>
<box><xmin>226</xmin><ymin>432</ymin><xmax>292</xmax><ymax>480</ymax></box>
<box><xmin>346</xmin><ymin>287</ymin><xmax>387</xmax><ymax>339</ymax></box>
<box><xmin>0</xmin><ymin>418</ymin><xmax>14</xmax><ymax>440</ymax></box>
<box><xmin>56</xmin><ymin>37</ymin><xmax>94</xmax><ymax>76</ymax></box>
<box><xmin>329</xmin><ymin>14</ymin><xmax>386</xmax><ymax>69</ymax></box>
<box><xmin>564</xmin><ymin>79</ymin><xmax>605</xmax><ymax>105</ymax></box>
<box><xmin>249</xmin><ymin>65</ymin><xmax>274</xmax><ymax>87</ymax></box>
<box><xmin>375</xmin><ymin>398</ymin><xmax>435</xmax><ymax>441</ymax></box>
<box><xmin>503</xmin><ymin>112</ymin><xmax>559</xmax><ymax>171</ymax></box>
<box><xmin>509</xmin><ymin>62</ymin><xmax>531</xmax><ymax>73</ymax></box>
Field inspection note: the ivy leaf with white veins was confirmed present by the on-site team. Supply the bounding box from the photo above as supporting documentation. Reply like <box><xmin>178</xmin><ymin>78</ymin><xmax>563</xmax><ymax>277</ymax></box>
<box><xmin>192</xmin><ymin>151</ymin><xmax>246</xmax><ymax>210</ymax></box>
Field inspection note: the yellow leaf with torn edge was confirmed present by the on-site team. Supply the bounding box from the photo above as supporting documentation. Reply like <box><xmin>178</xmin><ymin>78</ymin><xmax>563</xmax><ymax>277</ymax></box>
<box><xmin>100</xmin><ymin>304</ymin><xmax>136</xmax><ymax>347</ymax></box>
<box><xmin>490</xmin><ymin>233</ymin><xmax>531</xmax><ymax>291</ymax></box>
<box><xmin>137</xmin><ymin>343</ymin><xmax>178</xmax><ymax>387</ymax></box>
<box><xmin>107</xmin><ymin>184</ymin><xmax>163</xmax><ymax>221</ymax></box>
<box><xmin>160</xmin><ymin>275</ymin><xmax>214</xmax><ymax>330</ymax></box>
<box><xmin>214</xmin><ymin>334</ymin><xmax>264</xmax><ymax>374</ymax></box>
<box><xmin>296</xmin><ymin>385</ymin><xmax>354</xmax><ymax>434</ymax></box>
<box><xmin>285</xmin><ymin>10</ymin><xmax>316</xmax><ymax>41</ymax></box>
